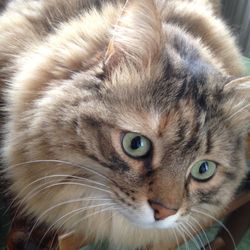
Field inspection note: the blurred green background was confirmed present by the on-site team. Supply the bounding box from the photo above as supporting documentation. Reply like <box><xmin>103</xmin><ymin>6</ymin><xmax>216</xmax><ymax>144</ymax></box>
<box><xmin>244</xmin><ymin>57</ymin><xmax>250</xmax><ymax>72</ymax></box>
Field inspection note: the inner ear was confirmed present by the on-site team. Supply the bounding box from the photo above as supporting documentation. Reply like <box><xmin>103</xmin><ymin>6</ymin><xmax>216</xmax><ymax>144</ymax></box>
<box><xmin>104</xmin><ymin>0</ymin><xmax>164</xmax><ymax>73</ymax></box>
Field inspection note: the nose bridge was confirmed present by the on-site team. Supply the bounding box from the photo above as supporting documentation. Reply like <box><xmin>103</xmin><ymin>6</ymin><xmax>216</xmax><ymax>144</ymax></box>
<box><xmin>148</xmin><ymin>171</ymin><xmax>184</xmax><ymax>209</ymax></box>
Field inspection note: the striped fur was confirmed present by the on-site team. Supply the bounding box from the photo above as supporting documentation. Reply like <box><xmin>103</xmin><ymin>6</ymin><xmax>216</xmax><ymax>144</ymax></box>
<box><xmin>0</xmin><ymin>0</ymin><xmax>249</xmax><ymax>249</ymax></box>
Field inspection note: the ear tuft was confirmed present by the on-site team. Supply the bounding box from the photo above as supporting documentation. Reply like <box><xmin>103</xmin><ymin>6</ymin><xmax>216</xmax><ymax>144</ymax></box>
<box><xmin>225</xmin><ymin>76</ymin><xmax>250</xmax><ymax>91</ymax></box>
<box><xmin>224</xmin><ymin>76</ymin><xmax>250</xmax><ymax>133</ymax></box>
<box><xmin>104</xmin><ymin>0</ymin><xmax>163</xmax><ymax>71</ymax></box>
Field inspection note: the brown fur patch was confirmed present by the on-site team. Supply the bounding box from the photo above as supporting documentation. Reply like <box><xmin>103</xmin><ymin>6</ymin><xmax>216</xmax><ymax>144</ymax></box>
<box><xmin>0</xmin><ymin>1</ymin><xmax>248</xmax><ymax>250</ymax></box>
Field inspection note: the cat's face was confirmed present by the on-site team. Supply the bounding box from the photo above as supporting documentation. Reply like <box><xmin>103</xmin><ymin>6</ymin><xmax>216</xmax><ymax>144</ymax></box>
<box><xmin>3</xmin><ymin>0</ymin><xmax>250</xmax><ymax>248</ymax></box>
<box><xmin>70</xmin><ymin>62</ymin><xmax>248</xmax><ymax>231</ymax></box>
<box><xmin>6</xmin><ymin>60</ymin><xmax>249</xmax><ymax>247</ymax></box>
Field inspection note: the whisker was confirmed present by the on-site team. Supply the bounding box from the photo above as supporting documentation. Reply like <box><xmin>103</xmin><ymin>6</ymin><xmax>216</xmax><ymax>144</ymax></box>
<box><xmin>11</xmin><ymin>181</ymin><xmax>112</xmax><ymax>226</ymax></box>
<box><xmin>36</xmin><ymin>203</ymin><xmax>117</xmax><ymax>249</ymax></box>
<box><xmin>9</xmin><ymin>180</ymin><xmax>59</xmax><ymax>226</ymax></box>
<box><xmin>228</xmin><ymin>103</ymin><xmax>250</xmax><ymax>120</ymax></box>
<box><xmin>191</xmin><ymin>208</ymin><xmax>237</xmax><ymax>250</ymax></box>
<box><xmin>48</xmin><ymin>205</ymin><xmax>118</xmax><ymax>250</ymax></box>
<box><xmin>176</xmin><ymin>224</ymin><xmax>189</xmax><ymax>250</ymax></box>
<box><xmin>31</xmin><ymin>197</ymin><xmax>114</xmax><ymax>234</ymax></box>
<box><xmin>4</xmin><ymin>159</ymin><xmax>114</xmax><ymax>183</ymax></box>
<box><xmin>49</xmin><ymin>228</ymin><xmax>60</xmax><ymax>250</ymax></box>
<box><xmin>181</xmin><ymin>221</ymin><xmax>201</xmax><ymax>250</ymax></box>
<box><xmin>28</xmin><ymin>181</ymin><xmax>113</xmax><ymax>194</ymax></box>
<box><xmin>71</xmin><ymin>205</ymin><xmax>120</xmax><ymax>230</ymax></box>
<box><xmin>172</xmin><ymin>227</ymin><xmax>180</xmax><ymax>250</ymax></box>
<box><xmin>189</xmin><ymin>216</ymin><xmax>211</xmax><ymax>250</ymax></box>
<box><xmin>185</xmin><ymin>218</ymin><xmax>206</xmax><ymax>250</ymax></box>
<box><xmin>49</xmin><ymin>206</ymin><xmax>121</xmax><ymax>250</ymax></box>
<box><xmin>6</xmin><ymin>174</ymin><xmax>110</xmax><ymax>214</ymax></box>
<box><xmin>30</xmin><ymin>203</ymin><xmax>115</xmax><ymax>247</ymax></box>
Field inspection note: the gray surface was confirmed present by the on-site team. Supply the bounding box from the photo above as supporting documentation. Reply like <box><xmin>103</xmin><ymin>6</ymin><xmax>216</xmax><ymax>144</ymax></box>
<box><xmin>222</xmin><ymin>0</ymin><xmax>250</xmax><ymax>57</ymax></box>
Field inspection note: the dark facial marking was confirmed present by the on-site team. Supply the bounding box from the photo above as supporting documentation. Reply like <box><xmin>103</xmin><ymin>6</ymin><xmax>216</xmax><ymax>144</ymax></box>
<box><xmin>87</xmin><ymin>154</ymin><xmax>110</xmax><ymax>169</ymax></box>
<box><xmin>125</xmin><ymin>191</ymin><xmax>130</xmax><ymax>196</ymax></box>
<box><xmin>95</xmin><ymin>69</ymin><xmax>106</xmax><ymax>81</ymax></box>
<box><xmin>197</xmin><ymin>187</ymin><xmax>220</xmax><ymax>204</ymax></box>
<box><xmin>176</xmin><ymin>119</ymin><xmax>189</xmax><ymax>144</ymax></box>
<box><xmin>114</xmin><ymin>188</ymin><xmax>136</xmax><ymax>208</ymax></box>
<box><xmin>224</xmin><ymin>171</ymin><xmax>237</xmax><ymax>181</ymax></box>
<box><xmin>108</xmin><ymin>155</ymin><xmax>130</xmax><ymax>171</ymax></box>
<box><xmin>183</xmin><ymin>135</ymin><xmax>200</xmax><ymax>153</ymax></box>
<box><xmin>176</xmin><ymin>78</ymin><xmax>189</xmax><ymax>99</ymax></box>
<box><xmin>196</xmin><ymin>93</ymin><xmax>208</xmax><ymax>111</ymax></box>
<box><xmin>83</xmin><ymin>116</ymin><xmax>102</xmax><ymax>129</ymax></box>
<box><xmin>89</xmin><ymin>152</ymin><xmax>131</xmax><ymax>174</ymax></box>
<box><xmin>205</xmin><ymin>130</ymin><xmax>213</xmax><ymax>154</ymax></box>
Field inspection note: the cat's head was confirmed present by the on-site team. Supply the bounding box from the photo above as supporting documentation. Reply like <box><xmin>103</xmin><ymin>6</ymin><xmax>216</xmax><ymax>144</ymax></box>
<box><xmin>4</xmin><ymin>0</ymin><xmax>250</xmax><ymax>248</ymax></box>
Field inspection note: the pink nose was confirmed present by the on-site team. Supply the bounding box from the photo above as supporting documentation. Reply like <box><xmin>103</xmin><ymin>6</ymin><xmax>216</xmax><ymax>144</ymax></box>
<box><xmin>148</xmin><ymin>200</ymin><xmax>177</xmax><ymax>221</ymax></box>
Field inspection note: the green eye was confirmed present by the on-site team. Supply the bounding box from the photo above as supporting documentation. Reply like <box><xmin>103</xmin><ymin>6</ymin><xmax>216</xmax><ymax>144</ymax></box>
<box><xmin>191</xmin><ymin>160</ymin><xmax>217</xmax><ymax>181</ymax></box>
<box><xmin>122</xmin><ymin>132</ymin><xmax>152</xmax><ymax>158</ymax></box>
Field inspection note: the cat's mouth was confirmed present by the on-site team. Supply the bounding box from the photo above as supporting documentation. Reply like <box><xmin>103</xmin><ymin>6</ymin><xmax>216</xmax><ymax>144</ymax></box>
<box><xmin>118</xmin><ymin>202</ymin><xmax>180</xmax><ymax>229</ymax></box>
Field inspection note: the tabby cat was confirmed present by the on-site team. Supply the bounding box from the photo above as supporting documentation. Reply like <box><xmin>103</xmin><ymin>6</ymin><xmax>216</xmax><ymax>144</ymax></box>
<box><xmin>1</xmin><ymin>0</ymin><xmax>250</xmax><ymax>249</ymax></box>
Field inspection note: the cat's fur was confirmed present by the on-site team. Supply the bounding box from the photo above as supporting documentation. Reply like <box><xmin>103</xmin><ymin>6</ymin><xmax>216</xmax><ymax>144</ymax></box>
<box><xmin>0</xmin><ymin>0</ymin><xmax>250</xmax><ymax>249</ymax></box>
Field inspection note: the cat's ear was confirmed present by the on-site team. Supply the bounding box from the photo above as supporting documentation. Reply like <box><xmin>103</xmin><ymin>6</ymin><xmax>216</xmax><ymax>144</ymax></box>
<box><xmin>224</xmin><ymin>76</ymin><xmax>250</xmax><ymax>92</ymax></box>
<box><xmin>104</xmin><ymin>0</ymin><xmax>163</xmax><ymax>72</ymax></box>
<box><xmin>224</xmin><ymin>76</ymin><xmax>250</xmax><ymax>132</ymax></box>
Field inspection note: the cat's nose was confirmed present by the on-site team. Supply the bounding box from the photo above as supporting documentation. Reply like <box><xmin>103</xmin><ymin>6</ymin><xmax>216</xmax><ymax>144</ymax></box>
<box><xmin>148</xmin><ymin>199</ymin><xmax>177</xmax><ymax>221</ymax></box>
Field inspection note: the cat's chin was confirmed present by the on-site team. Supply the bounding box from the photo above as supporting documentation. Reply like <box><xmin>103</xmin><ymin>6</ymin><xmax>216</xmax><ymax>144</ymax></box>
<box><xmin>107</xmin><ymin>210</ymin><xmax>180</xmax><ymax>249</ymax></box>
<box><xmin>118</xmin><ymin>203</ymin><xmax>179</xmax><ymax>229</ymax></box>
<box><xmin>131</xmin><ymin>215</ymin><xmax>179</xmax><ymax>230</ymax></box>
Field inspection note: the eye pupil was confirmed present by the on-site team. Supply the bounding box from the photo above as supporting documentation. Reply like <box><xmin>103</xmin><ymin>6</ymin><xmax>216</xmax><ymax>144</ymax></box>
<box><xmin>131</xmin><ymin>136</ymin><xmax>142</xmax><ymax>150</ymax></box>
<box><xmin>191</xmin><ymin>160</ymin><xmax>217</xmax><ymax>181</ymax></box>
<box><xmin>122</xmin><ymin>132</ymin><xmax>151</xmax><ymax>158</ymax></box>
<box><xmin>199</xmin><ymin>162</ymin><xmax>209</xmax><ymax>174</ymax></box>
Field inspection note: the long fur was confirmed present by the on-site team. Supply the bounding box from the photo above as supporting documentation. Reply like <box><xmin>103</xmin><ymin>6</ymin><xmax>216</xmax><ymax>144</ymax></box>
<box><xmin>0</xmin><ymin>0</ymin><xmax>249</xmax><ymax>249</ymax></box>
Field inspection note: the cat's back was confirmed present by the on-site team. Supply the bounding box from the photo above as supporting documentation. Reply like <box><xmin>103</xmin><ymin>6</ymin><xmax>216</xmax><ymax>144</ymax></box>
<box><xmin>0</xmin><ymin>0</ymin><xmax>118</xmax><ymax>73</ymax></box>
<box><xmin>0</xmin><ymin>0</ymin><xmax>244</xmax><ymax>85</ymax></box>
<box><xmin>160</xmin><ymin>0</ymin><xmax>243</xmax><ymax>75</ymax></box>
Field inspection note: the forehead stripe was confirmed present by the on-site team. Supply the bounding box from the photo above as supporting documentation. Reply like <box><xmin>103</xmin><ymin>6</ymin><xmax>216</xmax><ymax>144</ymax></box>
<box><xmin>205</xmin><ymin>130</ymin><xmax>213</xmax><ymax>154</ymax></box>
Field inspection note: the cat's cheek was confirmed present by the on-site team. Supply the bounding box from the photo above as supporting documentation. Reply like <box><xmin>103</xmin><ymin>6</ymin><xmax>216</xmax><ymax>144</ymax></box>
<box><xmin>118</xmin><ymin>202</ymin><xmax>155</xmax><ymax>226</ymax></box>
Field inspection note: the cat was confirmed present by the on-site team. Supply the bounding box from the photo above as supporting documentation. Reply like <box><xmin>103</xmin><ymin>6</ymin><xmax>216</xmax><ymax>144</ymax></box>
<box><xmin>0</xmin><ymin>0</ymin><xmax>249</xmax><ymax>249</ymax></box>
